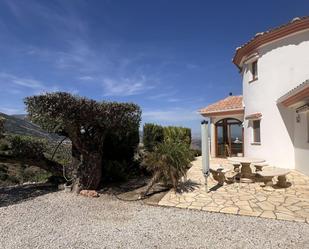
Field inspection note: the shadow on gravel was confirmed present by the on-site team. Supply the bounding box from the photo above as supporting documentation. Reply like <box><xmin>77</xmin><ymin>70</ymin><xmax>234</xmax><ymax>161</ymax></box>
<box><xmin>101</xmin><ymin>177</ymin><xmax>169</xmax><ymax>205</ymax></box>
<box><xmin>0</xmin><ymin>183</ymin><xmax>58</xmax><ymax>208</ymax></box>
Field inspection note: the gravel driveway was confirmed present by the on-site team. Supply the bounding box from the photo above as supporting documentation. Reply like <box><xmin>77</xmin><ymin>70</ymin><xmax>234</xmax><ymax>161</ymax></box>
<box><xmin>0</xmin><ymin>191</ymin><xmax>308</xmax><ymax>249</ymax></box>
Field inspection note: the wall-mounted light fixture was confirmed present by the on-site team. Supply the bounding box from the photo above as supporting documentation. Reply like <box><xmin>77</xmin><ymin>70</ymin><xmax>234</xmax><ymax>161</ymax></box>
<box><xmin>296</xmin><ymin>113</ymin><xmax>301</xmax><ymax>123</ymax></box>
<box><xmin>296</xmin><ymin>104</ymin><xmax>309</xmax><ymax>123</ymax></box>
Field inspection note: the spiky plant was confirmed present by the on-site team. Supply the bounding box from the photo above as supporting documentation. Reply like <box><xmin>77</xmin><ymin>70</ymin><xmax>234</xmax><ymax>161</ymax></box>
<box><xmin>142</xmin><ymin>141</ymin><xmax>192</xmax><ymax>196</ymax></box>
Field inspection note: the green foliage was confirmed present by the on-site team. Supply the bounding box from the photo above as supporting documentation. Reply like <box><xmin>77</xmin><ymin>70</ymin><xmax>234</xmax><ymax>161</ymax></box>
<box><xmin>142</xmin><ymin>141</ymin><xmax>192</xmax><ymax>190</ymax></box>
<box><xmin>25</xmin><ymin>92</ymin><xmax>142</xmax><ymax>188</ymax></box>
<box><xmin>102</xmin><ymin>127</ymin><xmax>140</xmax><ymax>182</ymax></box>
<box><xmin>25</xmin><ymin>92</ymin><xmax>142</xmax><ymax>140</ymax></box>
<box><xmin>0</xmin><ymin>138</ymin><xmax>10</xmax><ymax>151</ymax></box>
<box><xmin>143</xmin><ymin>123</ymin><xmax>164</xmax><ymax>151</ymax></box>
<box><xmin>143</xmin><ymin>123</ymin><xmax>192</xmax><ymax>152</ymax></box>
<box><xmin>190</xmin><ymin>149</ymin><xmax>201</xmax><ymax>157</ymax></box>
<box><xmin>0</xmin><ymin>117</ymin><xmax>5</xmax><ymax>138</ymax></box>
<box><xmin>163</xmin><ymin>126</ymin><xmax>191</xmax><ymax>146</ymax></box>
<box><xmin>44</xmin><ymin>140</ymin><xmax>72</xmax><ymax>167</ymax></box>
<box><xmin>0</xmin><ymin>164</ymin><xmax>8</xmax><ymax>181</ymax></box>
<box><xmin>9</xmin><ymin>135</ymin><xmax>46</xmax><ymax>159</ymax></box>
<box><xmin>102</xmin><ymin>160</ymin><xmax>129</xmax><ymax>182</ymax></box>
<box><xmin>0</xmin><ymin>162</ymin><xmax>51</xmax><ymax>186</ymax></box>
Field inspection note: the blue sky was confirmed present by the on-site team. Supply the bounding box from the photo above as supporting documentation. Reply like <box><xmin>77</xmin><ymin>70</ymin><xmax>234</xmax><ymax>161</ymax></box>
<box><xmin>0</xmin><ymin>0</ymin><xmax>308</xmax><ymax>135</ymax></box>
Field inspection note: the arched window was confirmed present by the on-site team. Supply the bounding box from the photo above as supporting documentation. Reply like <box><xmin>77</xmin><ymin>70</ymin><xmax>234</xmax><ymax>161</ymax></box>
<box><xmin>215</xmin><ymin>118</ymin><xmax>243</xmax><ymax>157</ymax></box>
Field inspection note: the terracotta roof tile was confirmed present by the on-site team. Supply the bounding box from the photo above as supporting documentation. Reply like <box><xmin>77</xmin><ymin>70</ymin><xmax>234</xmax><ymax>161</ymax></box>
<box><xmin>199</xmin><ymin>95</ymin><xmax>243</xmax><ymax>115</ymax></box>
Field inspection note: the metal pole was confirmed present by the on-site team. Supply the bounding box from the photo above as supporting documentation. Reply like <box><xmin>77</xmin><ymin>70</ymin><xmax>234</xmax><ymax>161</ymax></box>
<box><xmin>201</xmin><ymin>120</ymin><xmax>210</xmax><ymax>192</ymax></box>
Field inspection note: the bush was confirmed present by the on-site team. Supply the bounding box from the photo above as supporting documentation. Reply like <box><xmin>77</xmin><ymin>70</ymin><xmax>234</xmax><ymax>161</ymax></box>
<box><xmin>0</xmin><ymin>139</ymin><xmax>10</xmax><ymax>151</ymax></box>
<box><xmin>0</xmin><ymin>117</ymin><xmax>5</xmax><ymax>138</ymax></box>
<box><xmin>190</xmin><ymin>149</ymin><xmax>201</xmax><ymax>158</ymax></box>
<box><xmin>0</xmin><ymin>164</ymin><xmax>8</xmax><ymax>181</ymax></box>
<box><xmin>142</xmin><ymin>141</ymin><xmax>192</xmax><ymax>195</ymax></box>
<box><xmin>9</xmin><ymin>135</ymin><xmax>46</xmax><ymax>159</ymax></box>
<box><xmin>44</xmin><ymin>140</ymin><xmax>72</xmax><ymax>167</ymax></box>
<box><xmin>143</xmin><ymin>123</ymin><xmax>164</xmax><ymax>151</ymax></box>
<box><xmin>25</xmin><ymin>92</ymin><xmax>142</xmax><ymax>189</ymax></box>
<box><xmin>101</xmin><ymin>127</ymin><xmax>141</xmax><ymax>182</ymax></box>
<box><xmin>102</xmin><ymin>160</ymin><xmax>129</xmax><ymax>182</ymax></box>
<box><xmin>163</xmin><ymin>126</ymin><xmax>191</xmax><ymax>146</ymax></box>
<box><xmin>143</xmin><ymin>123</ymin><xmax>192</xmax><ymax>152</ymax></box>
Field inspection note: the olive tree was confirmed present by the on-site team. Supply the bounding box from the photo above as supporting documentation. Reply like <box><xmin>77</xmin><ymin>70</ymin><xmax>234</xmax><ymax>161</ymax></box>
<box><xmin>25</xmin><ymin>92</ymin><xmax>141</xmax><ymax>191</ymax></box>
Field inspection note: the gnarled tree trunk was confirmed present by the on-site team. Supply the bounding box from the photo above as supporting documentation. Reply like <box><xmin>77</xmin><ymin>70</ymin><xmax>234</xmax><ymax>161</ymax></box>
<box><xmin>71</xmin><ymin>143</ymin><xmax>102</xmax><ymax>192</ymax></box>
<box><xmin>79</xmin><ymin>152</ymin><xmax>102</xmax><ymax>190</ymax></box>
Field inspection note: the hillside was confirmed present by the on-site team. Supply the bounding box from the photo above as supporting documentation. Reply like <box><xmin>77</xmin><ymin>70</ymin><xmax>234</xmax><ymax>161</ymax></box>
<box><xmin>0</xmin><ymin>113</ymin><xmax>61</xmax><ymax>141</ymax></box>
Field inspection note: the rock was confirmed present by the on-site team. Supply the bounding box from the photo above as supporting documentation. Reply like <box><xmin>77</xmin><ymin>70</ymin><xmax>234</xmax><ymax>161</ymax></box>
<box><xmin>79</xmin><ymin>190</ymin><xmax>100</xmax><ymax>198</ymax></box>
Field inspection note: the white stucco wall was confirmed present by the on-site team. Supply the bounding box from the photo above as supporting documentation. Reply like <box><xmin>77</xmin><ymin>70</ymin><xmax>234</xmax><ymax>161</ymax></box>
<box><xmin>294</xmin><ymin>111</ymin><xmax>309</xmax><ymax>175</ymax></box>
<box><xmin>242</xmin><ymin>29</ymin><xmax>309</xmax><ymax>170</ymax></box>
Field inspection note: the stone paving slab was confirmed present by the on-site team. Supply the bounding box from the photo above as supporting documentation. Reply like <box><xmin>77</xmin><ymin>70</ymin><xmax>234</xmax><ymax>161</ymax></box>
<box><xmin>158</xmin><ymin>157</ymin><xmax>309</xmax><ymax>223</ymax></box>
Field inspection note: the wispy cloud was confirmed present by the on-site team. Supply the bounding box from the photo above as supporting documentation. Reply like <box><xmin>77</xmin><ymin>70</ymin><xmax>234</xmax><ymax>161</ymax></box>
<box><xmin>0</xmin><ymin>72</ymin><xmax>44</xmax><ymax>89</ymax></box>
<box><xmin>0</xmin><ymin>72</ymin><xmax>72</xmax><ymax>95</ymax></box>
<box><xmin>102</xmin><ymin>76</ymin><xmax>155</xmax><ymax>96</ymax></box>
<box><xmin>143</xmin><ymin>107</ymin><xmax>200</xmax><ymax>122</ymax></box>
<box><xmin>167</xmin><ymin>98</ymin><xmax>181</xmax><ymax>103</ymax></box>
<box><xmin>78</xmin><ymin>75</ymin><xmax>94</xmax><ymax>81</ymax></box>
<box><xmin>186</xmin><ymin>63</ymin><xmax>200</xmax><ymax>70</ymax></box>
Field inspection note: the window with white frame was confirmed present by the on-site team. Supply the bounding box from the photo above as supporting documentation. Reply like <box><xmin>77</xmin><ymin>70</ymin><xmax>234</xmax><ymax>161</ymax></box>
<box><xmin>252</xmin><ymin>119</ymin><xmax>261</xmax><ymax>144</ymax></box>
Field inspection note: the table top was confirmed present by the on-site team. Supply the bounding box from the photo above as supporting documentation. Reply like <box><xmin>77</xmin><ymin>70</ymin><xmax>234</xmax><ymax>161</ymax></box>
<box><xmin>227</xmin><ymin>157</ymin><xmax>265</xmax><ymax>164</ymax></box>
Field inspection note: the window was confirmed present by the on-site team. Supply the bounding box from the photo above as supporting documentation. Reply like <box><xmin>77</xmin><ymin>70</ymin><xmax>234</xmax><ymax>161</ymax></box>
<box><xmin>252</xmin><ymin>119</ymin><xmax>261</xmax><ymax>144</ymax></box>
<box><xmin>250</xmin><ymin>60</ymin><xmax>258</xmax><ymax>81</ymax></box>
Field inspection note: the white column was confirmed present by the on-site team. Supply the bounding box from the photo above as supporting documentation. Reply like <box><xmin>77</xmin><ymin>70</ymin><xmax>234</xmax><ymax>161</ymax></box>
<box><xmin>201</xmin><ymin>120</ymin><xmax>210</xmax><ymax>191</ymax></box>
<box><xmin>210</xmin><ymin>118</ymin><xmax>216</xmax><ymax>158</ymax></box>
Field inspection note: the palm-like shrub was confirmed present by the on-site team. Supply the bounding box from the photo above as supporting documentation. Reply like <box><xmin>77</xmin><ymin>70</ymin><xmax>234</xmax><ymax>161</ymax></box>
<box><xmin>142</xmin><ymin>141</ymin><xmax>192</xmax><ymax>196</ymax></box>
<box><xmin>163</xmin><ymin>126</ymin><xmax>191</xmax><ymax>146</ymax></box>
<box><xmin>143</xmin><ymin>123</ymin><xmax>164</xmax><ymax>151</ymax></box>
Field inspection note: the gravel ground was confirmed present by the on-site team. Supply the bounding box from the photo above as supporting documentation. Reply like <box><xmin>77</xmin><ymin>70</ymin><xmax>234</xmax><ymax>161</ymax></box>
<box><xmin>0</xmin><ymin>191</ymin><xmax>309</xmax><ymax>249</ymax></box>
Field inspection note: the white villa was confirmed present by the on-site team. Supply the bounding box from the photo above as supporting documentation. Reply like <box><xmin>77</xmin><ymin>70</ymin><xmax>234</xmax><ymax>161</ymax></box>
<box><xmin>200</xmin><ymin>17</ymin><xmax>309</xmax><ymax>176</ymax></box>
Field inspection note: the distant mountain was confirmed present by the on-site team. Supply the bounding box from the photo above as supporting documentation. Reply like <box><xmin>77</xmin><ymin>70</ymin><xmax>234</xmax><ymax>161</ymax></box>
<box><xmin>191</xmin><ymin>137</ymin><xmax>201</xmax><ymax>150</ymax></box>
<box><xmin>0</xmin><ymin>112</ymin><xmax>61</xmax><ymax>141</ymax></box>
<box><xmin>12</xmin><ymin>114</ymin><xmax>28</xmax><ymax>120</ymax></box>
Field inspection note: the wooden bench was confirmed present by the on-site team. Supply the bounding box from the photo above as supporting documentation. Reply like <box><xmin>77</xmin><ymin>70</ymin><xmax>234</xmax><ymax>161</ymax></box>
<box><xmin>257</xmin><ymin>168</ymin><xmax>290</xmax><ymax>188</ymax></box>
<box><xmin>210</xmin><ymin>165</ymin><xmax>232</xmax><ymax>185</ymax></box>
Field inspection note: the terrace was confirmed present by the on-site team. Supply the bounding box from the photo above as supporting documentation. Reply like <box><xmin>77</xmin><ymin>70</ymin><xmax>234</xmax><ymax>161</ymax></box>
<box><xmin>159</xmin><ymin>157</ymin><xmax>309</xmax><ymax>223</ymax></box>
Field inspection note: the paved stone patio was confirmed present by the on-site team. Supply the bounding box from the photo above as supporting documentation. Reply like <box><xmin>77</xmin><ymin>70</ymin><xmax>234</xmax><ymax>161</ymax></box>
<box><xmin>159</xmin><ymin>157</ymin><xmax>309</xmax><ymax>223</ymax></box>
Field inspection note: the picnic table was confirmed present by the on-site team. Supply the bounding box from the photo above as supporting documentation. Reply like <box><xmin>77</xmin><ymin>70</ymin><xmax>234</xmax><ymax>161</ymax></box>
<box><xmin>228</xmin><ymin>157</ymin><xmax>265</xmax><ymax>183</ymax></box>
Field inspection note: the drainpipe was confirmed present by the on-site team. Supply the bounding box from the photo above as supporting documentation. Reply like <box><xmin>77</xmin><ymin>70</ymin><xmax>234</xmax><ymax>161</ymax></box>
<box><xmin>201</xmin><ymin>120</ymin><xmax>210</xmax><ymax>192</ymax></box>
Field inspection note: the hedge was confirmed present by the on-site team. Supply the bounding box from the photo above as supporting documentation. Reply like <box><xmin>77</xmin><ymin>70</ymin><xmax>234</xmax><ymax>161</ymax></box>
<box><xmin>143</xmin><ymin>123</ymin><xmax>192</xmax><ymax>151</ymax></box>
<box><xmin>163</xmin><ymin>126</ymin><xmax>191</xmax><ymax>146</ymax></box>
<box><xmin>143</xmin><ymin>123</ymin><xmax>164</xmax><ymax>152</ymax></box>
